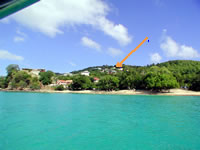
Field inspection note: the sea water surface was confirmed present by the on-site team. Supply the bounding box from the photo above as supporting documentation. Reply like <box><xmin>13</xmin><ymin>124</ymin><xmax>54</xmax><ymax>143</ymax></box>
<box><xmin>0</xmin><ymin>92</ymin><xmax>200</xmax><ymax>150</ymax></box>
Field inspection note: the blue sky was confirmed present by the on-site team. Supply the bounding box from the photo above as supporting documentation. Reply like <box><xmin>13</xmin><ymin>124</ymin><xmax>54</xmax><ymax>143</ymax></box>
<box><xmin>0</xmin><ymin>0</ymin><xmax>200</xmax><ymax>75</ymax></box>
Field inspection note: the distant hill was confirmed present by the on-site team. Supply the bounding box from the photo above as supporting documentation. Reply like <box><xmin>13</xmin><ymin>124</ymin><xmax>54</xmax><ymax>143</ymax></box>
<box><xmin>71</xmin><ymin>60</ymin><xmax>200</xmax><ymax>75</ymax></box>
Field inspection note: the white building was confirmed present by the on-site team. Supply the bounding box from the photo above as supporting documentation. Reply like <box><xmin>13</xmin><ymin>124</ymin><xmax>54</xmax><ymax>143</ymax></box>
<box><xmin>93</xmin><ymin>77</ymin><xmax>100</xmax><ymax>83</ymax></box>
<box><xmin>22</xmin><ymin>68</ymin><xmax>45</xmax><ymax>77</ymax></box>
<box><xmin>81</xmin><ymin>70</ymin><xmax>90</xmax><ymax>76</ymax></box>
<box><xmin>57</xmin><ymin>80</ymin><xmax>73</xmax><ymax>88</ymax></box>
<box><xmin>118</xmin><ymin>68</ymin><xmax>123</xmax><ymax>71</ymax></box>
<box><xmin>31</xmin><ymin>69</ymin><xmax>41</xmax><ymax>76</ymax></box>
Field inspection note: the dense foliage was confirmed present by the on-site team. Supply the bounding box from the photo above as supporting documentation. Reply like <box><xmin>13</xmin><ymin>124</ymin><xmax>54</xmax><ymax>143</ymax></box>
<box><xmin>70</xmin><ymin>75</ymin><xmax>93</xmax><ymax>90</ymax></box>
<box><xmin>97</xmin><ymin>75</ymin><xmax>119</xmax><ymax>91</ymax></box>
<box><xmin>30</xmin><ymin>77</ymin><xmax>41</xmax><ymax>90</ymax></box>
<box><xmin>143</xmin><ymin>66</ymin><xmax>179</xmax><ymax>91</ymax></box>
<box><xmin>189</xmin><ymin>74</ymin><xmax>200</xmax><ymax>91</ymax></box>
<box><xmin>39</xmin><ymin>71</ymin><xmax>54</xmax><ymax>85</ymax></box>
<box><xmin>6</xmin><ymin>64</ymin><xmax>20</xmax><ymax>75</ymax></box>
<box><xmin>55</xmin><ymin>85</ymin><xmax>65</xmax><ymax>91</ymax></box>
<box><xmin>0</xmin><ymin>77</ymin><xmax>6</xmax><ymax>88</ymax></box>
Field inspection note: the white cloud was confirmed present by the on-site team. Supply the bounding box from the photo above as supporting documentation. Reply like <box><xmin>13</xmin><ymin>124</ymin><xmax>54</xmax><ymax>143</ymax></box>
<box><xmin>160</xmin><ymin>36</ymin><xmax>179</xmax><ymax>57</ymax></box>
<box><xmin>163</xmin><ymin>29</ymin><xmax>167</xmax><ymax>33</ymax></box>
<box><xmin>178</xmin><ymin>45</ymin><xmax>199</xmax><ymax>58</ymax></box>
<box><xmin>81</xmin><ymin>37</ymin><xmax>101</xmax><ymax>51</ymax></box>
<box><xmin>69</xmin><ymin>61</ymin><xmax>77</xmax><ymax>67</ymax></box>
<box><xmin>16</xmin><ymin>29</ymin><xmax>27</xmax><ymax>37</ymax></box>
<box><xmin>6</xmin><ymin>0</ymin><xmax>132</xmax><ymax>45</ymax></box>
<box><xmin>0</xmin><ymin>50</ymin><xmax>24</xmax><ymax>61</ymax></box>
<box><xmin>107</xmin><ymin>47</ymin><xmax>123</xmax><ymax>57</ymax></box>
<box><xmin>13</xmin><ymin>29</ymin><xmax>27</xmax><ymax>42</ymax></box>
<box><xmin>150</xmin><ymin>53</ymin><xmax>162</xmax><ymax>64</ymax></box>
<box><xmin>96</xmin><ymin>17</ymin><xmax>132</xmax><ymax>45</ymax></box>
<box><xmin>14</xmin><ymin>36</ymin><xmax>25</xmax><ymax>42</ymax></box>
<box><xmin>160</xmin><ymin>31</ymin><xmax>199</xmax><ymax>59</ymax></box>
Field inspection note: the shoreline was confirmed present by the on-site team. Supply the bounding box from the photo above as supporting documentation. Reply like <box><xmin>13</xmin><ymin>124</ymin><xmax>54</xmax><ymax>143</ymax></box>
<box><xmin>1</xmin><ymin>89</ymin><xmax>200</xmax><ymax>96</ymax></box>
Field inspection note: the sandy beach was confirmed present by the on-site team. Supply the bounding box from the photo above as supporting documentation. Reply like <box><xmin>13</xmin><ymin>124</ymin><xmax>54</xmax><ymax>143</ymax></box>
<box><xmin>1</xmin><ymin>89</ymin><xmax>200</xmax><ymax>96</ymax></box>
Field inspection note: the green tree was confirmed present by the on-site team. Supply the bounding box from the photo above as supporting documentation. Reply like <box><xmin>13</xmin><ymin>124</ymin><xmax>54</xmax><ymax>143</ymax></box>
<box><xmin>97</xmin><ymin>75</ymin><xmax>119</xmax><ymax>91</ymax></box>
<box><xmin>0</xmin><ymin>77</ymin><xmax>6</xmax><ymax>88</ymax></box>
<box><xmin>144</xmin><ymin>67</ymin><xmax>179</xmax><ymax>91</ymax></box>
<box><xmin>39</xmin><ymin>71</ymin><xmax>54</xmax><ymax>85</ymax></box>
<box><xmin>118</xmin><ymin>72</ymin><xmax>135</xmax><ymax>89</ymax></box>
<box><xmin>6</xmin><ymin>64</ymin><xmax>20</xmax><ymax>75</ymax></box>
<box><xmin>189</xmin><ymin>74</ymin><xmax>200</xmax><ymax>91</ymax></box>
<box><xmin>57</xmin><ymin>75</ymin><xmax>71</xmax><ymax>80</ymax></box>
<box><xmin>9</xmin><ymin>79</ymin><xmax>17</xmax><ymax>89</ymax></box>
<box><xmin>30</xmin><ymin>77</ymin><xmax>40</xmax><ymax>90</ymax></box>
<box><xmin>18</xmin><ymin>80</ymin><xmax>27</xmax><ymax>90</ymax></box>
<box><xmin>55</xmin><ymin>85</ymin><xmax>65</xmax><ymax>91</ymax></box>
<box><xmin>9</xmin><ymin>71</ymin><xmax>32</xmax><ymax>89</ymax></box>
<box><xmin>5</xmin><ymin>64</ymin><xmax>20</xmax><ymax>87</ymax></box>
<box><xmin>117</xmin><ymin>67</ymin><xmax>145</xmax><ymax>90</ymax></box>
<box><xmin>70</xmin><ymin>75</ymin><xmax>93</xmax><ymax>90</ymax></box>
<box><xmin>158</xmin><ymin>60</ymin><xmax>200</xmax><ymax>87</ymax></box>
<box><xmin>14</xmin><ymin>71</ymin><xmax>31</xmax><ymax>85</ymax></box>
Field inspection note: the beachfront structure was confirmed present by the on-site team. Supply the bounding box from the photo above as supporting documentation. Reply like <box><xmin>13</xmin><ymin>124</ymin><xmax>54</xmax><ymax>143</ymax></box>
<box><xmin>81</xmin><ymin>71</ymin><xmax>90</xmax><ymax>76</ymax></box>
<box><xmin>56</xmin><ymin>80</ymin><xmax>73</xmax><ymax>88</ymax></box>
<box><xmin>22</xmin><ymin>68</ymin><xmax>45</xmax><ymax>76</ymax></box>
<box><xmin>93</xmin><ymin>77</ymin><xmax>100</xmax><ymax>83</ymax></box>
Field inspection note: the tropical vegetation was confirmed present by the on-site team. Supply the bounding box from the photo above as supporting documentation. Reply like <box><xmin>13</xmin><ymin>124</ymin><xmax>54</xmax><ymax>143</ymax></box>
<box><xmin>0</xmin><ymin>60</ymin><xmax>200</xmax><ymax>91</ymax></box>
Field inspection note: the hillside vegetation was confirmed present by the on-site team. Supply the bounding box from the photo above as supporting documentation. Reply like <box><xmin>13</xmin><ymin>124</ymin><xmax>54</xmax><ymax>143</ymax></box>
<box><xmin>0</xmin><ymin>60</ymin><xmax>200</xmax><ymax>91</ymax></box>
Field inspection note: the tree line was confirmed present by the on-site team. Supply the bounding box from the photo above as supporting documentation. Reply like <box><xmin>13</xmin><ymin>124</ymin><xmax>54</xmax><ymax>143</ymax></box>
<box><xmin>0</xmin><ymin>60</ymin><xmax>200</xmax><ymax>91</ymax></box>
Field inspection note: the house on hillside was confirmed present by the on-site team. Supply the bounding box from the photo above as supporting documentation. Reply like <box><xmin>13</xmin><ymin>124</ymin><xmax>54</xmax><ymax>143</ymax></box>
<box><xmin>81</xmin><ymin>70</ymin><xmax>90</xmax><ymax>76</ymax></box>
<box><xmin>22</xmin><ymin>68</ymin><xmax>45</xmax><ymax>76</ymax></box>
<box><xmin>57</xmin><ymin>80</ymin><xmax>73</xmax><ymax>88</ymax></box>
<box><xmin>104</xmin><ymin>68</ymin><xmax>109</xmax><ymax>73</ymax></box>
<box><xmin>93</xmin><ymin>77</ymin><xmax>100</xmax><ymax>83</ymax></box>
<box><xmin>109</xmin><ymin>70</ymin><xmax>116</xmax><ymax>74</ymax></box>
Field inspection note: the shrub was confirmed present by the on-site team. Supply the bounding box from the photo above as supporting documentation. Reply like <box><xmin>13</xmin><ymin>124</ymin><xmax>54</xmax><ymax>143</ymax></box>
<box><xmin>55</xmin><ymin>85</ymin><xmax>65</xmax><ymax>91</ymax></box>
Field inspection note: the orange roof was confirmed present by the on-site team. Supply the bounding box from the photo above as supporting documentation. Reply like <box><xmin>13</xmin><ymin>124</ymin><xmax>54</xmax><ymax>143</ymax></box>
<box><xmin>94</xmin><ymin>77</ymin><xmax>100</xmax><ymax>80</ymax></box>
<box><xmin>57</xmin><ymin>80</ymin><xmax>73</xmax><ymax>83</ymax></box>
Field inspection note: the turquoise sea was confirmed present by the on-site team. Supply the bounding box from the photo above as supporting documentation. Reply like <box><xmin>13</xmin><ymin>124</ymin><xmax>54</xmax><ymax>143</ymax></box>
<box><xmin>0</xmin><ymin>92</ymin><xmax>200</xmax><ymax>150</ymax></box>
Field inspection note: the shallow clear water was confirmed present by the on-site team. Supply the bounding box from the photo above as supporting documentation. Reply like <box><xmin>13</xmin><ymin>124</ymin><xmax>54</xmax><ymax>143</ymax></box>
<box><xmin>0</xmin><ymin>92</ymin><xmax>200</xmax><ymax>150</ymax></box>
